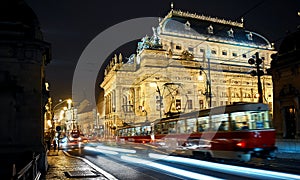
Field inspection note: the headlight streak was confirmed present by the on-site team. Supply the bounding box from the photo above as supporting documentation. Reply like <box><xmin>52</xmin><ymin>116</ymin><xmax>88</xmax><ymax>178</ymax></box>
<box><xmin>84</xmin><ymin>145</ymin><xmax>137</xmax><ymax>155</ymax></box>
<box><xmin>149</xmin><ymin>153</ymin><xmax>300</xmax><ymax>180</ymax></box>
<box><xmin>120</xmin><ymin>155</ymin><xmax>223</xmax><ymax>180</ymax></box>
<box><xmin>96</xmin><ymin>145</ymin><xmax>137</xmax><ymax>154</ymax></box>
<box><xmin>84</xmin><ymin>146</ymin><xmax>119</xmax><ymax>155</ymax></box>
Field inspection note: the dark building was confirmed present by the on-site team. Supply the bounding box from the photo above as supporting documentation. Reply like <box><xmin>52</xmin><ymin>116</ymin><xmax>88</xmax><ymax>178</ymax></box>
<box><xmin>0</xmin><ymin>0</ymin><xmax>51</xmax><ymax>178</ymax></box>
<box><xmin>269</xmin><ymin>29</ymin><xmax>300</xmax><ymax>139</ymax></box>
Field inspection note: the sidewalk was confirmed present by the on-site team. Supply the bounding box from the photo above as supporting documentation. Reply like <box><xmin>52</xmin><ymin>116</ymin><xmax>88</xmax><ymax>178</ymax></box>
<box><xmin>275</xmin><ymin>138</ymin><xmax>300</xmax><ymax>160</ymax></box>
<box><xmin>42</xmin><ymin>150</ymin><xmax>116</xmax><ymax>180</ymax></box>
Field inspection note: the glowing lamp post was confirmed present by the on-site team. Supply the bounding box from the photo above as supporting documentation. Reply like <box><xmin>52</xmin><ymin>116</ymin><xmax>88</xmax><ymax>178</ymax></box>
<box><xmin>52</xmin><ymin>98</ymin><xmax>72</xmax><ymax>131</ymax></box>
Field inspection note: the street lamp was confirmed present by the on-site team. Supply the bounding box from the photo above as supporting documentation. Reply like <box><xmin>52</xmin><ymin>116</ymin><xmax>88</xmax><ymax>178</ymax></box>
<box><xmin>199</xmin><ymin>66</ymin><xmax>212</xmax><ymax>108</ymax></box>
<box><xmin>51</xmin><ymin>98</ymin><xmax>72</xmax><ymax>131</ymax></box>
<box><xmin>52</xmin><ymin>98</ymin><xmax>72</xmax><ymax>113</ymax></box>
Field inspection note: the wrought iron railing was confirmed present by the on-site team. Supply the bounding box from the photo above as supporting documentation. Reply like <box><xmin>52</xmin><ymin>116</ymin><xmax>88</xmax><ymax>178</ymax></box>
<box><xmin>12</xmin><ymin>154</ymin><xmax>41</xmax><ymax>180</ymax></box>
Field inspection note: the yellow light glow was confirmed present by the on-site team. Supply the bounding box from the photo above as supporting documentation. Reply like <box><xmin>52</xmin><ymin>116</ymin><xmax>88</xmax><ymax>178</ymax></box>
<box><xmin>149</xmin><ymin>82</ymin><xmax>157</xmax><ymax>87</ymax></box>
<box><xmin>198</xmin><ymin>75</ymin><xmax>204</xmax><ymax>81</ymax></box>
<box><xmin>47</xmin><ymin>120</ymin><xmax>52</xmax><ymax>128</ymax></box>
<box><xmin>67</xmin><ymin>99</ymin><xmax>72</xmax><ymax>109</ymax></box>
<box><xmin>59</xmin><ymin>110</ymin><xmax>65</xmax><ymax>121</ymax></box>
<box><xmin>67</xmin><ymin>99</ymin><xmax>72</xmax><ymax>104</ymax></box>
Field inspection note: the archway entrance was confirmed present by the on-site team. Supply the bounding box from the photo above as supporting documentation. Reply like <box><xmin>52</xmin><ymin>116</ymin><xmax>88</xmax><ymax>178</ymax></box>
<box><xmin>283</xmin><ymin>105</ymin><xmax>296</xmax><ymax>139</ymax></box>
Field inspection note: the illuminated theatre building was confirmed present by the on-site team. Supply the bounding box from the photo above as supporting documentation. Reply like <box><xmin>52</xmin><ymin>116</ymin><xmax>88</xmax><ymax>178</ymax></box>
<box><xmin>100</xmin><ymin>9</ymin><xmax>275</xmax><ymax>138</ymax></box>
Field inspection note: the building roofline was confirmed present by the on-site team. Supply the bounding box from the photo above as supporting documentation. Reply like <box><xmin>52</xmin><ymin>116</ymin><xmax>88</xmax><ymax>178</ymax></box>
<box><xmin>160</xmin><ymin>9</ymin><xmax>244</xmax><ymax>28</ymax></box>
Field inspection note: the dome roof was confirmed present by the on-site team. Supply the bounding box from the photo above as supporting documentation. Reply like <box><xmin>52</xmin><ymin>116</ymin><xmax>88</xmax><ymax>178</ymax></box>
<box><xmin>0</xmin><ymin>0</ymin><xmax>43</xmax><ymax>40</ymax></box>
<box><xmin>160</xmin><ymin>10</ymin><xmax>272</xmax><ymax>48</ymax></box>
<box><xmin>278</xmin><ymin>29</ymin><xmax>300</xmax><ymax>55</ymax></box>
<box><xmin>270</xmin><ymin>29</ymin><xmax>300</xmax><ymax>68</ymax></box>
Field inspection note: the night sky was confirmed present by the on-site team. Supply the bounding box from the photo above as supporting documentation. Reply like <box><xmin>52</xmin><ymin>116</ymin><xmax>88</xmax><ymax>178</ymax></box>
<box><xmin>25</xmin><ymin>0</ymin><xmax>299</xmax><ymax>105</ymax></box>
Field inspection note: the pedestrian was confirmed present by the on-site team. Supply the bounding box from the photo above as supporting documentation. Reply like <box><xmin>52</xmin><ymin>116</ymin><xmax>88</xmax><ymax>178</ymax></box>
<box><xmin>53</xmin><ymin>138</ymin><xmax>57</xmax><ymax>151</ymax></box>
<box><xmin>45</xmin><ymin>133</ymin><xmax>51</xmax><ymax>152</ymax></box>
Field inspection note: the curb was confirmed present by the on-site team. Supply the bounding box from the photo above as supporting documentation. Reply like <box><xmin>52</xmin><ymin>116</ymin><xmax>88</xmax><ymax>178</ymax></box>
<box><xmin>63</xmin><ymin>151</ymin><xmax>118</xmax><ymax>180</ymax></box>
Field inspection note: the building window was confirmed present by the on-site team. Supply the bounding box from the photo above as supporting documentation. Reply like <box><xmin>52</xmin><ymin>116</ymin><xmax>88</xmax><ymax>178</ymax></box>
<box><xmin>188</xmin><ymin>47</ymin><xmax>194</xmax><ymax>52</ymax></box>
<box><xmin>156</xmin><ymin>96</ymin><xmax>163</xmax><ymax>111</ymax></box>
<box><xmin>221</xmin><ymin>92</ymin><xmax>228</xmax><ymax>97</ymax></box>
<box><xmin>232</xmin><ymin>52</ymin><xmax>238</xmax><ymax>57</ymax></box>
<box><xmin>242</xmin><ymin>54</ymin><xmax>247</xmax><ymax>58</ymax></box>
<box><xmin>199</xmin><ymin>100</ymin><xmax>204</xmax><ymax>110</ymax></box>
<box><xmin>227</xmin><ymin>28</ymin><xmax>234</xmax><ymax>37</ymax></box>
<box><xmin>185</xmin><ymin>21</ymin><xmax>191</xmax><ymax>30</ymax></box>
<box><xmin>176</xmin><ymin>45</ymin><xmax>182</xmax><ymax>50</ymax></box>
<box><xmin>247</xmin><ymin>32</ymin><xmax>253</xmax><ymax>40</ymax></box>
<box><xmin>199</xmin><ymin>48</ymin><xmax>205</xmax><ymax>53</ymax></box>
<box><xmin>187</xmin><ymin>100</ymin><xmax>193</xmax><ymax>109</ymax></box>
<box><xmin>212</xmin><ymin>101</ymin><xmax>217</xmax><ymax>107</ymax></box>
<box><xmin>211</xmin><ymin>49</ymin><xmax>217</xmax><ymax>55</ymax></box>
<box><xmin>176</xmin><ymin>99</ymin><xmax>181</xmax><ymax>110</ymax></box>
<box><xmin>207</xmin><ymin>25</ymin><xmax>213</xmax><ymax>34</ymax></box>
<box><xmin>222</xmin><ymin>50</ymin><xmax>227</xmax><ymax>56</ymax></box>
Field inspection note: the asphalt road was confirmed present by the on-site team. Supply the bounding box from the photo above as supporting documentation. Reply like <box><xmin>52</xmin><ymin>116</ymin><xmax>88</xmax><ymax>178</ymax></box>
<box><xmin>65</xmin><ymin>142</ymin><xmax>300</xmax><ymax>180</ymax></box>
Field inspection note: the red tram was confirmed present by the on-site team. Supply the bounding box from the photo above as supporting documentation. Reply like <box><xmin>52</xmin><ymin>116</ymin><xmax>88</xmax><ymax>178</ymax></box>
<box><xmin>116</xmin><ymin>102</ymin><xmax>277</xmax><ymax>161</ymax></box>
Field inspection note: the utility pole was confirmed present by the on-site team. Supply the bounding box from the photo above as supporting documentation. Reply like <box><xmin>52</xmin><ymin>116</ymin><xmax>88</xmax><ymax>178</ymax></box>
<box><xmin>157</xmin><ymin>86</ymin><xmax>162</xmax><ymax>119</ymax></box>
<box><xmin>248</xmin><ymin>52</ymin><xmax>264</xmax><ymax>103</ymax></box>
<box><xmin>207</xmin><ymin>57</ymin><xmax>212</xmax><ymax>107</ymax></box>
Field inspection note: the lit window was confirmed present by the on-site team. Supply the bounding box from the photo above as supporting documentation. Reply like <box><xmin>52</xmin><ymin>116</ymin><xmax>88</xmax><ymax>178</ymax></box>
<box><xmin>176</xmin><ymin>99</ymin><xmax>181</xmax><ymax>110</ymax></box>
<box><xmin>199</xmin><ymin>100</ymin><xmax>204</xmax><ymax>110</ymax></box>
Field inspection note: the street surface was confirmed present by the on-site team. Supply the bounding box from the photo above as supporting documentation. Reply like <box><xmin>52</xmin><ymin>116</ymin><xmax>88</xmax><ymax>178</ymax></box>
<box><xmin>64</xmin><ymin>141</ymin><xmax>300</xmax><ymax>180</ymax></box>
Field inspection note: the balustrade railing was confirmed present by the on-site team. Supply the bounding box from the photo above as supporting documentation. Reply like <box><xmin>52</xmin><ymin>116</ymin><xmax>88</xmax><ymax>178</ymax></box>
<box><xmin>12</xmin><ymin>154</ymin><xmax>41</xmax><ymax>180</ymax></box>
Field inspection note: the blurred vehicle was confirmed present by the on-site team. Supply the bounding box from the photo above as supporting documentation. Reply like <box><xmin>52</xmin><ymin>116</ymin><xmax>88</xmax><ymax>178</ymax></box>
<box><xmin>65</xmin><ymin>129</ymin><xmax>87</xmax><ymax>148</ymax></box>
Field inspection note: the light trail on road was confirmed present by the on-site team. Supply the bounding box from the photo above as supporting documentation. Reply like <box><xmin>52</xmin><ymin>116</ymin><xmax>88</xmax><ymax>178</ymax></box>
<box><xmin>149</xmin><ymin>153</ymin><xmax>300</xmax><ymax>180</ymax></box>
<box><xmin>120</xmin><ymin>155</ymin><xmax>223</xmax><ymax>180</ymax></box>
<box><xmin>83</xmin><ymin>145</ymin><xmax>300</xmax><ymax>180</ymax></box>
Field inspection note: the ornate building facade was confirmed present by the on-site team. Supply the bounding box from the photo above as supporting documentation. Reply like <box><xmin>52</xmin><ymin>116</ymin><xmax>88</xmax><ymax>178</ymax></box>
<box><xmin>100</xmin><ymin>9</ymin><xmax>275</xmax><ymax>138</ymax></box>
<box><xmin>268</xmin><ymin>29</ymin><xmax>300</xmax><ymax>139</ymax></box>
<box><xmin>0</xmin><ymin>0</ymin><xmax>51</xmax><ymax>176</ymax></box>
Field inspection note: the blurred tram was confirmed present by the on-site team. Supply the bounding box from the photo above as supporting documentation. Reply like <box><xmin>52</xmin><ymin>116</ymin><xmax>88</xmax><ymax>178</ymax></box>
<box><xmin>116</xmin><ymin>102</ymin><xmax>277</xmax><ymax>161</ymax></box>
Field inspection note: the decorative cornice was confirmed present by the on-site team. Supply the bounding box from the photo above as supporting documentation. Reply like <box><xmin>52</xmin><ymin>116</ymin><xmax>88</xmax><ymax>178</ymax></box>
<box><xmin>160</xmin><ymin>10</ymin><xmax>244</xmax><ymax>28</ymax></box>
